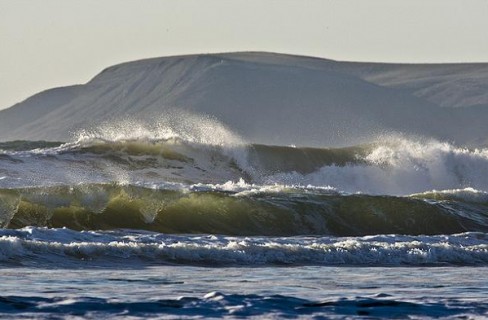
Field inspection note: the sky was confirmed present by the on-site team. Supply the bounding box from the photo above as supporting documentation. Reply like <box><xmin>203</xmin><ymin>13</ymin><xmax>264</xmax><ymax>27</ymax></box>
<box><xmin>1</xmin><ymin>0</ymin><xmax>488</xmax><ymax>110</ymax></box>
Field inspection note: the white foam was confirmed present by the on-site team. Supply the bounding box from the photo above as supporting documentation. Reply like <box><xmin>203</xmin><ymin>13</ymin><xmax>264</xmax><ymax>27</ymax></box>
<box><xmin>189</xmin><ymin>178</ymin><xmax>337</xmax><ymax>196</ymax></box>
<box><xmin>1</xmin><ymin>228</ymin><xmax>487</xmax><ymax>266</ymax></box>
<box><xmin>263</xmin><ymin>137</ymin><xmax>488</xmax><ymax>195</ymax></box>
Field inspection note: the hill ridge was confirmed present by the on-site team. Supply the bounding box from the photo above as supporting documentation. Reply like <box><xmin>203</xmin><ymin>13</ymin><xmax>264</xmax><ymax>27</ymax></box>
<box><xmin>1</xmin><ymin>52</ymin><xmax>488</xmax><ymax>146</ymax></box>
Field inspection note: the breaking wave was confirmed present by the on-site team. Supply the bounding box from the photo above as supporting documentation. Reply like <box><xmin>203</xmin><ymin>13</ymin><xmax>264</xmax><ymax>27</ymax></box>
<box><xmin>1</xmin><ymin>119</ymin><xmax>488</xmax><ymax>237</ymax></box>
<box><xmin>2</xmin><ymin>134</ymin><xmax>488</xmax><ymax>194</ymax></box>
<box><xmin>1</xmin><ymin>184</ymin><xmax>488</xmax><ymax>236</ymax></box>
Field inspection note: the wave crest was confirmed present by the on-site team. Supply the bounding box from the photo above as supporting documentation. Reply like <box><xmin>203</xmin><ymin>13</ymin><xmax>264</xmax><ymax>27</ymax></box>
<box><xmin>2</xmin><ymin>130</ymin><xmax>488</xmax><ymax>196</ymax></box>
<box><xmin>73</xmin><ymin>111</ymin><xmax>245</xmax><ymax>147</ymax></box>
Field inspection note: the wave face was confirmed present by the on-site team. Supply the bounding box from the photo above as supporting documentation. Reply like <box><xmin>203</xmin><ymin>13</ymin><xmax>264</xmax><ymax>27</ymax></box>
<box><xmin>1</xmin><ymin>184</ymin><xmax>488</xmax><ymax>236</ymax></box>
<box><xmin>1</xmin><ymin>119</ymin><xmax>488</xmax><ymax>236</ymax></box>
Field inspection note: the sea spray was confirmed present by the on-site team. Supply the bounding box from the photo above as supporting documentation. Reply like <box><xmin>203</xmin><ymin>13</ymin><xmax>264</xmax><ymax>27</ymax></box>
<box><xmin>262</xmin><ymin>137</ymin><xmax>488</xmax><ymax>195</ymax></box>
<box><xmin>4</xmin><ymin>134</ymin><xmax>488</xmax><ymax>194</ymax></box>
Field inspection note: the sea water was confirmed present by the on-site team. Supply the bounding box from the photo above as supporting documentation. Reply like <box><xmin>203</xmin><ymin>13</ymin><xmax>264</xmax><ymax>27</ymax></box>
<box><xmin>1</xmin><ymin>122</ymin><xmax>488</xmax><ymax>318</ymax></box>
<box><xmin>1</xmin><ymin>265</ymin><xmax>487</xmax><ymax>318</ymax></box>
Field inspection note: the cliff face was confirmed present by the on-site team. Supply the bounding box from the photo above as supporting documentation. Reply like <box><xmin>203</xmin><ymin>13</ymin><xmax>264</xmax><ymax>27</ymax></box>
<box><xmin>1</xmin><ymin>52</ymin><xmax>488</xmax><ymax>146</ymax></box>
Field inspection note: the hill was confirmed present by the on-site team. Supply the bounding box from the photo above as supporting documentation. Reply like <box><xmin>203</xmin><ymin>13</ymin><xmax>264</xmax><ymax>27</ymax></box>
<box><xmin>1</xmin><ymin>52</ymin><xmax>488</xmax><ymax>146</ymax></box>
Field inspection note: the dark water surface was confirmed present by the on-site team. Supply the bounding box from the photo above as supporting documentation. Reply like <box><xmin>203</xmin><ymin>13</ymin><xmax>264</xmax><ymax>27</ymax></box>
<box><xmin>1</xmin><ymin>266</ymin><xmax>487</xmax><ymax>319</ymax></box>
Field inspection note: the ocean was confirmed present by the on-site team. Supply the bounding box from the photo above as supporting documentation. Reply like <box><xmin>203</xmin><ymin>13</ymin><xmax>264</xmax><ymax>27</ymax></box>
<box><xmin>1</xmin><ymin>122</ymin><xmax>487</xmax><ymax>319</ymax></box>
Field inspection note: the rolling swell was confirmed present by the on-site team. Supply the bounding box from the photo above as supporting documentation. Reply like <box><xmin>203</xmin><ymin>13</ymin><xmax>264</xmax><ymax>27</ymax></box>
<box><xmin>3</xmin><ymin>137</ymin><xmax>488</xmax><ymax>195</ymax></box>
<box><xmin>0</xmin><ymin>138</ymin><xmax>370</xmax><ymax>175</ymax></box>
<box><xmin>1</xmin><ymin>184</ymin><xmax>488</xmax><ymax>236</ymax></box>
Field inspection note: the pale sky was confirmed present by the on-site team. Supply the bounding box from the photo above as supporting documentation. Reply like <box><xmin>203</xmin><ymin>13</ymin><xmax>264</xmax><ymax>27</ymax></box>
<box><xmin>1</xmin><ymin>0</ymin><xmax>488</xmax><ymax>110</ymax></box>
